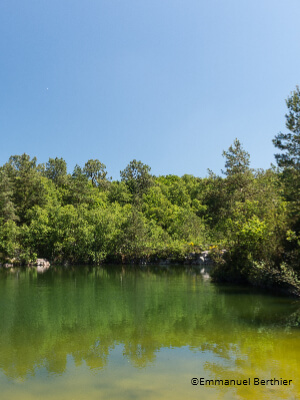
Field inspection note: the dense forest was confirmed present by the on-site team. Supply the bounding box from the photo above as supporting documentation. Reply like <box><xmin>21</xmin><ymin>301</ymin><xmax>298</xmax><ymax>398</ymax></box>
<box><xmin>1</xmin><ymin>88</ymin><xmax>300</xmax><ymax>295</ymax></box>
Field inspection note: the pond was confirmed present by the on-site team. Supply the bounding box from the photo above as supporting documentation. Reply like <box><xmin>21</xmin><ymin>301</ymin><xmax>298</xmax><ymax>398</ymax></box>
<box><xmin>0</xmin><ymin>265</ymin><xmax>299</xmax><ymax>400</ymax></box>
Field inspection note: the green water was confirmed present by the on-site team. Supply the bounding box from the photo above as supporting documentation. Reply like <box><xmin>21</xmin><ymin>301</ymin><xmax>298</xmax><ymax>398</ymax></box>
<box><xmin>0</xmin><ymin>265</ymin><xmax>299</xmax><ymax>400</ymax></box>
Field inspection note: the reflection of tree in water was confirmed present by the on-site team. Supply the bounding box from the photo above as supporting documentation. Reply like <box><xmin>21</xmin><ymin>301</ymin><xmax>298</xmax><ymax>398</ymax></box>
<box><xmin>73</xmin><ymin>340</ymin><xmax>111</xmax><ymax>371</ymax></box>
<box><xmin>123</xmin><ymin>341</ymin><xmax>157</xmax><ymax>368</ymax></box>
<box><xmin>216</xmin><ymin>284</ymin><xmax>300</xmax><ymax>328</ymax></box>
<box><xmin>0</xmin><ymin>266</ymin><xmax>299</xmax><ymax>382</ymax></box>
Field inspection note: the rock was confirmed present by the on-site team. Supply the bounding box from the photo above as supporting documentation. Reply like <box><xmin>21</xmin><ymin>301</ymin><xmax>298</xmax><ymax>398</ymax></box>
<box><xmin>191</xmin><ymin>251</ymin><xmax>213</xmax><ymax>265</ymax></box>
<box><xmin>36</xmin><ymin>258</ymin><xmax>50</xmax><ymax>267</ymax></box>
<box><xmin>36</xmin><ymin>258</ymin><xmax>50</xmax><ymax>273</ymax></box>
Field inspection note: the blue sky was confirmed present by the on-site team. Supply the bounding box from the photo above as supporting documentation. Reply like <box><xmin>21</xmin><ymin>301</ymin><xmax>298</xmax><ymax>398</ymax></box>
<box><xmin>1</xmin><ymin>0</ymin><xmax>299</xmax><ymax>179</ymax></box>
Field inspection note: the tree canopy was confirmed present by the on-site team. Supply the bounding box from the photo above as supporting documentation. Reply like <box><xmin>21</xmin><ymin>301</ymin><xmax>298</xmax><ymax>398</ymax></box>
<box><xmin>120</xmin><ymin>159</ymin><xmax>153</xmax><ymax>196</ymax></box>
<box><xmin>222</xmin><ymin>138</ymin><xmax>250</xmax><ymax>176</ymax></box>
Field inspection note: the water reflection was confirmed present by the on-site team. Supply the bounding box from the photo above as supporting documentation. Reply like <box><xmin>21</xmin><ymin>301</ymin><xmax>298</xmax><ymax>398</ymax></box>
<box><xmin>0</xmin><ymin>265</ymin><xmax>299</xmax><ymax>399</ymax></box>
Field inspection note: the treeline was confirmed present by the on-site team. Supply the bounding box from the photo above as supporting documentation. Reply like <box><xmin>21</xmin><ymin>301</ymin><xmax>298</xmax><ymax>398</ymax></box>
<box><xmin>0</xmin><ymin>156</ymin><xmax>210</xmax><ymax>264</ymax></box>
<box><xmin>1</xmin><ymin>88</ymin><xmax>300</xmax><ymax>294</ymax></box>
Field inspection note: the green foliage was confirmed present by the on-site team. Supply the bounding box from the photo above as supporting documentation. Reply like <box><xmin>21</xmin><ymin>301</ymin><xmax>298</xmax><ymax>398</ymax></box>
<box><xmin>247</xmin><ymin>261</ymin><xmax>300</xmax><ymax>296</ymax></box>
<box><xmin>120</xmin><ymin>159</ymin><xmax>153</xmax><ymax>197</ymax></box>
<box><xmin>118</xmin><ymin>206</ymin><xmax>150</xmax><ymax>261</ymax></box>
<box><xmin>222</xmin><ymin>138</ymin><xmax>250</xmax><ymax>176</ymax></box>
<box><xmin>0</xmin><ymin>150</ymin><xmax>286</xmax><ymax>274</ymax></box>
<box><xmin>167</xmin><ymin>207</ymin><xmax>206</xmax><ymax>244</ymax></box>
<box><xmin>108</xmin><ymin>181</ymin><xmax>132</xmax><ymax>205</ymax></box>
<box><xmin>142</xmin><ymin>185</ymin><xmax>174</xmax><ymax>229</ymax></box>
<box><xmin>83</xmin><ymin>159</ymin><xmax>108</xmax><ymax>188</ymax></box>
<box><xmin>157</xmin><ymin>175</ymin><xmax>190</xmax><ymax>207</ymax></box>
<box><xmin>5</xmin><ymin>154</ymin><xmax>48</xmax><ymax>223</ymax></box>
<box><xmin>44</xmin><ymin>157</ymin><xmax>67</xmax><ymax>187</ymax></box>
<box><xmin>0</xmin><ymin>219</ymin><xmax>20</xmax><ymax>262</ymax></box>
<box><xmin>211</xmin><ymin>139</ymin><xmax>290</xmax><ymax>289</ymax></box>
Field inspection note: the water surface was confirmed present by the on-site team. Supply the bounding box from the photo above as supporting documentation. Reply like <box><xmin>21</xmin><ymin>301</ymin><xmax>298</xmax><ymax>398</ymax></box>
<box><xmin>0</xmin><ymin>265</ymin><xmax>299</xmax><ymax>399</ymax></box>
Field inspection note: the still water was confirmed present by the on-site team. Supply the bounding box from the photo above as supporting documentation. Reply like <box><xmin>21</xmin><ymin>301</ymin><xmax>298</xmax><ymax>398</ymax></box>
<box><xmin>0</xmin><ymin>265</ymin><xmax>299</xmax><ymax>400</ymax></box>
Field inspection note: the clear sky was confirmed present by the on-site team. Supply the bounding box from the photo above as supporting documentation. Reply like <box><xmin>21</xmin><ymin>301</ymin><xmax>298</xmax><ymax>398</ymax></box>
<box><xmin>1</xmin><ymin>0</ymin><xmax>299</xmax><ymax>179</ymax></box>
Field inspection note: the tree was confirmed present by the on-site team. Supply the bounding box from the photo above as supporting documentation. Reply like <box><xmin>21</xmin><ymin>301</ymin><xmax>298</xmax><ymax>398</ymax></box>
<box><xmin>67</xmin><ymin>165</ymin><xmax>90</xmax><ymax>205</ymax></box>
<box><xmin>6</xmin><ymin>154</ymin><xmax>47</xmax><ymax>223</ymax></box>
<box><xmin>118</xmin><ymin>206</ymin><xmax>149</xmax><ymax>261</ymax></box>
<box><xmin>83</xmin><ymin>159</ymin><xmax>108</xmax><ymax>188</ymax></box>
<box><xmin>221</xmin><ymin>139</ymin><xmax>253</xmax><ymax>203</ymax></box>
<box><xmin>157</xmin><ymin>175</ymin><xmax>190</xmax><ymax>207</ymax></box>
<box><xmin>45</xmin><ymin>157</ymin><xmax>67</xmax><ymax>186</ymax></box>
<box><xmin>273</xmin><ymin>87</ymin><xmax>300</xmax><ymax>272</ymax></box>
<box><xmin>273</xmin><ymin>86</ymin><xmax>300</xmax><ymax>170</ymax></box>
<box><xmin>273</xmin><ymin>87</ymin><xmax>300</xmax><ymax>218</ymax></box>
<box><xmin>120</xmin><ymin>160</ymin><xmax>153</xmax><ymax>196</ymax></box>
<box><xmin>108</xmin><ymin>181</ymin><xmax>132</xmax><ymax>205</ymax></box>
<box><xmin>222</xmin><ymin>138</ymin><xmax>250</xmax><ymax>176</ymax></box>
